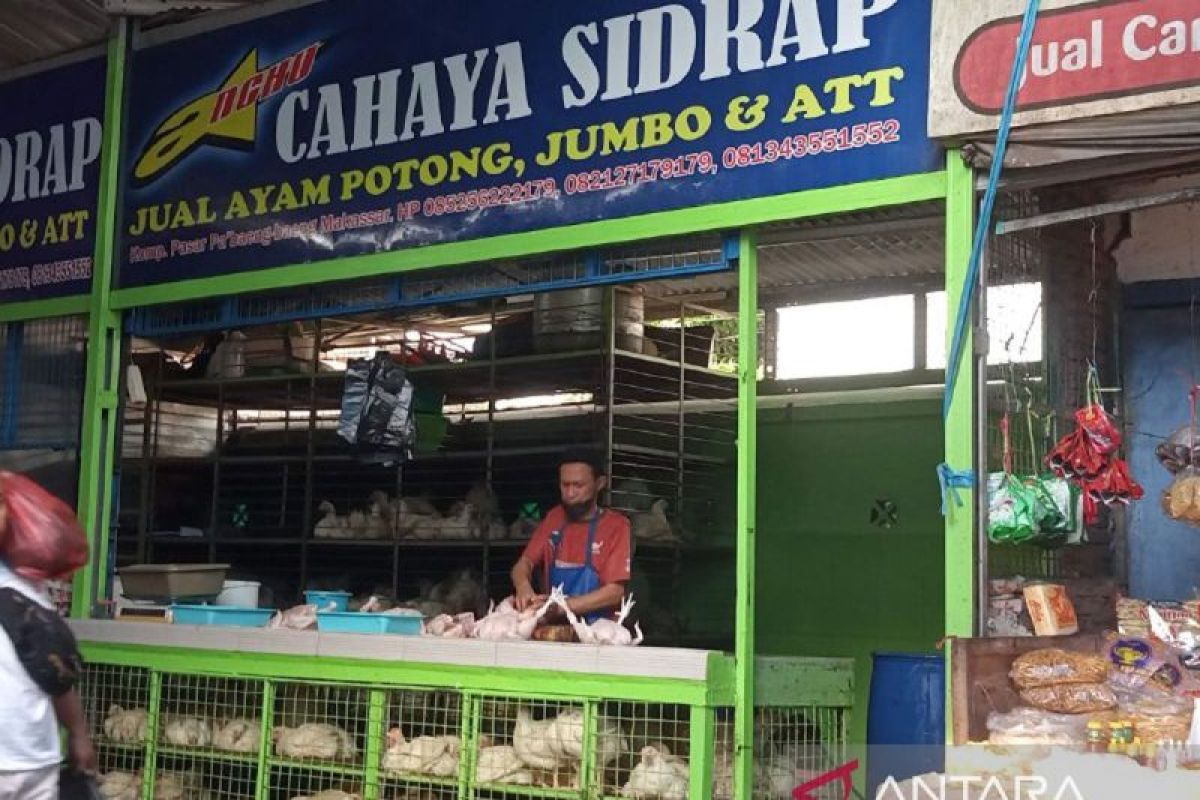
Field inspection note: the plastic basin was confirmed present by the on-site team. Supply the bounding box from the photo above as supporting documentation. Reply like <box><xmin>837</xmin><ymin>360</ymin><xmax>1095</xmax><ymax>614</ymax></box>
<box><xmin>170</xmin><ymin>605</ymin><xmax>273</xmax><ymax>628</ymax></box>
<box><xmin>216</xmin><ymin>580</ymin><xmax>261</xmax><ymax>607</ymax></box>
<box><xmin>304</xmin><ymin>590</ymin><xmax>351</xmax><ymax>611</ymax></box>
<box><xmin>118</xmin><ymin>564</ymin><xmax>229</xmax><ymax>603</ymax></box>
<box><xmin>316</xmin><ymin>611</ymin><xmax>422</xmax><ymax>635</ymax></box>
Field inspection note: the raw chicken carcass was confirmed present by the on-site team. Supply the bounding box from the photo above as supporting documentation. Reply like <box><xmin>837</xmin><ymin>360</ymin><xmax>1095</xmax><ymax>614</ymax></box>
<box><xmin>423</xmin><ymin>612</ymin><xmax>475</xmax><ymax>638</ymax></box>
<box><xmin>553</xmin><ymin>587</ymin><xmax>643</xmax><ymax>646</ymax></box>
<box><xmin>98</xmin><ymin>771</ymin><xmax>141</xmax><ymax>800</ymax></box>
<box><xmin>274</xmin><ymin>723</ymin><xmax>358</xmax><ymax>761</ymax></box>
<box><xmin>213</xmin><ymin>718</ymin><xmax>261</xmax><ymax>753</ymax></box>
<box><xmin>313</xmin><ymin>501</ymin><xmax>350</xmax><ymax>539</ymax></box>
<box><xmin>161</xmin><ymin>715</ymin><xmax>213</xmax><ymax>747</ymax></box>
<box><xmin>473</xmin><ymin>592</ymin><xmax>557</xmax><ymax>642</ymax></box>
<box><xmin>476</xmin><ymin>744</ymin><xmax>533</xmax><ymax>785</ymax></box>
<box><xmin>621</xmin><ymin>745</ymin><xmax>689</xmax><ymax>800</ymax></box>
<box><xmin>270</xmin><ymin>604</ymin><xmax>318</xmax><ymax>630</ymax></box>
<box><xmin>103</xmin><ymin>705</ymin><xmax>149</xmax><ymax>743</ymax></box>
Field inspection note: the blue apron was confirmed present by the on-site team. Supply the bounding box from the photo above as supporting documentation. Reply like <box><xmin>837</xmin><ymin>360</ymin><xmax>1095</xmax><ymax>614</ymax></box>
<box><xmin>544</xmin><ymin>510</ymin><xmax>606</xmax><ymax>624</ymax></box>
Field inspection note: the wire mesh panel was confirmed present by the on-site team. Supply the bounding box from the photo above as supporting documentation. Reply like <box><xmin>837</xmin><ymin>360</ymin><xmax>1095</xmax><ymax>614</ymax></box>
<box><xmin>159</xmin><ymin>674</ymin><xmax>266</xmax><ymax>757</ymax></box>
<box><xmin>82</xmin><ymin>665</ymin><xmax>152</xmax><ymax>798</ymax></box>
<box><xmin>378</xmin><ymin>688</ymin><xmax>463</xmax><ymax>797</ymax></box>
<box><xmin>272</xmin><ymin>682</ymin><xmax>369</xmax><ymax>770</ymax></box>
<box><xmin>268</xmin><ymin>765</ymin><xmax>364</xmax><ymax>800</ymax></box>
<box><xmin>713</xmin><ymin>706</ymin><xmax>851</xmax><ymax>800</ymax></box>
<box><xmin>597</xmin><ymin>702</ymin><xmax>682</xmax><ymax>799</ymax></box>
<box><xmin>474</xmin><ymin>696</ymin><xmax>587</xmax><ymax>795</ymax></box>
<box><xmin>151</xmin><ymin>758</ymin><xmax>256</xmax><ymax>800</ymax></box>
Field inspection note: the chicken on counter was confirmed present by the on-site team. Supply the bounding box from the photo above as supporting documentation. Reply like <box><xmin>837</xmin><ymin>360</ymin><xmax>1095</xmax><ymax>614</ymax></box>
<box><xmin>423</xmin><ymin>612</ymin><xmax>475</xmax><ymax>638</ymax></box>
<box><xmin>553</xmin><ymin>588</ymin><xmax>643</xmax><ymax>646</ymax></box>
<box><xmin>473</xmin><ymin>593</ymin><xmax>557</xmax><ymax>642</ymax></box>
<box><xmin>103</xmin><ymin>705</ymin><xmax>149</xmax><ymax>744</ymax></box>
<box><xmin>621</xmin><ymin>745</ymin><xmax>690</xmax><ymax>800</ymax></box>
<box><xmin>213</xmin><ymin>718</ymin><xmax>261</xmax><ymax>753</ymax></box>
<box><xmin>270</xmin><ymin>604</ymin><xmax>319</xmax><ymax>630</ymax></box>
<box><xmin>161</xmin><ymin>715</ymin><xmax>213</xmax><ymax>747</ymax></box>
<box><xmin>274</xmin><ymin>723</ymin><xmax>358</xmax><ymax>761</ymax></box>
<box><xmin>98</xmin><ymin>771</ymin><xmax>141</xmax><ymax>800</ymax></box>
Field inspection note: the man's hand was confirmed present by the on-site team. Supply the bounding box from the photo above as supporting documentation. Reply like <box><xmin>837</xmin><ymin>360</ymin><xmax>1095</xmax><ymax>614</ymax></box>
<box><xmin>67</xmin><ymin>728</ymin><xmax>97</xmax><ymax>775</ymax></box>
<box><xmin>513</xmin><ymin>585</ymin><xmax>543</xmax><ymax>612</ymax></box>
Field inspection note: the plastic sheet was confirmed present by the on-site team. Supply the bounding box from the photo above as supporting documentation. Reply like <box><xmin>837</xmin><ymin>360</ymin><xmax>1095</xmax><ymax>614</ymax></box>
<box><xmin>0</xmin><ymin>471</ymin><xmax>88</xmax><ymax>581</ymax></box>
<box><xmin>337</xmin><ymin>353</ymin><xmax>416</xmax><ymax>464</ymax></box>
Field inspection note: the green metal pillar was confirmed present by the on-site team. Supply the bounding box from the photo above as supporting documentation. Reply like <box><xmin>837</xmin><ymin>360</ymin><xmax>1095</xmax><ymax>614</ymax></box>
<box><xmin>73</xmin><ymin>19</ymin><xmax>128</xmax><ymax>618</ymax></box>
<box><xmin>944</xmin><ymin>150</ymin><xmax>976</xmax><ymax>740</ymax></box>
<box><xmin>734</xmin><ymin>229</ymin><xmax>758</xmax><ymax>799</ymax></box>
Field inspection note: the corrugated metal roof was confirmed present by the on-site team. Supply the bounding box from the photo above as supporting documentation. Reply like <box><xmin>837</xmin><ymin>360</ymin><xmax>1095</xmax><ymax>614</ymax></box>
<box><xmin>0</xmin><ymin>0</ymin><xmax>110</xmax><ymax>69</ymax></box>
<box><xmin>645</xmin><ymin>202</ymin><xmax>947</xmax><ymax>302</ymax></box>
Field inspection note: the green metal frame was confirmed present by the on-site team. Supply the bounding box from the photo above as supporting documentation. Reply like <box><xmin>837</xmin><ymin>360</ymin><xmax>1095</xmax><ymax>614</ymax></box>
<box><xmin>943</xmin><ymin>152</ymin><xmax>976</xmax><ymax>741</ymax></box>
<box><xmin>0</xmin><ymin>294</ymin><xmax>90</xmax><ymax>323</ymax></box>
<box><xmin>72</xmin><ymin>19</ymin><xmax>128</xmax><ymax>618</ymax></box>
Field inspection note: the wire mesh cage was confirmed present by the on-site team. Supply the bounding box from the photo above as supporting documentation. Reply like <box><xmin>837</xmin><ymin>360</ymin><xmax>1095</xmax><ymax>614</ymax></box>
<box><xmin>713</xmin><ymin>705</ymin><xmax>851</xmax><ymax>800</ymax></box>
<box><xmin>151</xmin><ymin>755</ymin><xmax>257</xmax><ymax>800</ymax></box>
<box><xmin>84</xmin><ymin>664</ymin><xmax>153</xmax><ymax>749</ymax></box>
<box><xmin>158</xmin><ymin>674</ymin><xmax>266</xmax><ymax>758</ymax></box>
<box><xmin>378</xmin><ymin>688</ymin><xmax>464</xmax><ymax>795</ymax></box>
<box><xmin>473</xmin><ymin>695</ymin><xmax>587</xmax><ymax>794</ymax></box>
<box><xmin>272</xmin><ymin>682</ymin><xmax>369</xmax><ymax>770</ymax></box>
<box><xmin>268</xmin><ymin>765</ymin><xmax>364</xmax><ymax>800</ymax></box>
<box><xmin>596</xmin><ymin>702</ymin><xmax>685</xmax><ymax>799</ymax></box>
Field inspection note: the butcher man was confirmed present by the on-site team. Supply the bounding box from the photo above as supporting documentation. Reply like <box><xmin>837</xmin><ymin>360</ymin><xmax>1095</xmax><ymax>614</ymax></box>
<box><xmin>510</xmin><ymin>447</ymin><xmax>631</xmax><ymax>622</ymax></box>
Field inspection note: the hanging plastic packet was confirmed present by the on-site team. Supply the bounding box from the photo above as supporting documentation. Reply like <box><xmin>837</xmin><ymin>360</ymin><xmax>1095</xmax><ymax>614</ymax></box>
<box><xmin>988</xmin><ymin>473</ymin><xmax>1038</xmax><ymax>544</ymax></box>
<box><xmin>338</xmin><ymin>352</ymin><xmax>416</xmax><ymax>464</ymax></box>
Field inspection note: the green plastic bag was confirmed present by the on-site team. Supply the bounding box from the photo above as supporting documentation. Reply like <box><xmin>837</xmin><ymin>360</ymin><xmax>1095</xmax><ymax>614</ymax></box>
<box><xmin>988</xmin><ymin>473</ymin><xmax>1038</xmax><ymax>544</ymax></box>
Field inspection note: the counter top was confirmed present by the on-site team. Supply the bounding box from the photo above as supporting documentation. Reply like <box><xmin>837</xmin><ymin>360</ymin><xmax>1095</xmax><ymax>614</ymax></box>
<box><xmin>72</xmin><ymin>620</ymin><xmax>726</xmax><ymax>682</ymax></box>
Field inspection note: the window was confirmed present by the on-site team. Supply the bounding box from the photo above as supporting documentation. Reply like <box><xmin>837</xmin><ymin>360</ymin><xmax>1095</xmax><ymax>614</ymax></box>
<box><xmin>926</xmin><ymin>283</ymin><xmax>1043</xmax><ymax>368</ymax></box>
<box><xmin>775</xmin><ymin>295</ymin><xmax>915</xmax><ymax>380</ymax></box>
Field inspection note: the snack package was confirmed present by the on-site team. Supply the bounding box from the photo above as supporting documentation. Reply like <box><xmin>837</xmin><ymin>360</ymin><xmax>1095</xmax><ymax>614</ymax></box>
<box><xmin>1123</xmin><ymin>691</ymin><xmax>1194</xmax><ymax>744</ymax></box>
<box><xmin>1106</xmin><ymin>632</ymin><xmax>1200</xmax><ymax>699</ymax></box>
<box><xmin>1019</xmin><ymin>683</ymin><xmax>1117</xmax><ymax>714</ymax></box>
<box><xmin>1023</xmin><ymin>584</ymin><xmax>1079</xmax><ymax>636</ymax></box>
<box><xmin>1163</xmin><ymin>468</ymin><xmax>1200</xmax><ymax>526</ymax></box>
<box><xmin>1010</xmin><ymin>649</ymin><xmax>1108</xmax><ymax>689</ymax></box>
<box><xmin>986</xmin><ymin>708</ymin><xmax>1089</xmax><ymax>746</ymax></box>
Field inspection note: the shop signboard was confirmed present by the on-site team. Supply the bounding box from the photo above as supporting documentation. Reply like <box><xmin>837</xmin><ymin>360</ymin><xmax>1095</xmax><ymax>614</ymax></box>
<box><xmin>118</xmin><ymin>0</ymin><xmax>939</xmax><ymax>288</ymax></box>
<box><xmin>0</xmin><ymin>55</ymin><xmax>106</xmax><ymax>302</ymax></box>
<box><xmin>931</xmin><ymin>0</ymin><xmax>1200</xmax><ymax>138</ymax></box>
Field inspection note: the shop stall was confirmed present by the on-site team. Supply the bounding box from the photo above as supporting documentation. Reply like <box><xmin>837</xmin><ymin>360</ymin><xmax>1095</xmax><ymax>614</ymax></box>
<box><xmin>0</xmin><ymin>0</ymin><xmax>971</xmax><ymax>798</ymax></box>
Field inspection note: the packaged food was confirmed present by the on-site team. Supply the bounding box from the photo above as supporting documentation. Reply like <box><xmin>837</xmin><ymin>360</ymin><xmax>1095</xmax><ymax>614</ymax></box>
<box><xmin>1163</xmin><ymin>468</ymin><xmax>1200</xmax><ymax>526</ymax></box>
<box><xmin>1019</xmin><ymin>683</ymin><xmax>1117</xmax><ymax>714</ymax></box>
<box><xmin>1106</xmin><ymin>633</ymin><xmax>1200</xmax><ymax>698</ymax></box>
<box><xmin>1023</xmin><ymin>584</ymin><xmax>1079</xmax><ymax>636</ymax></box>
<box><xmin>1156</xmin><ymin>426</ymin><xmax>1200</xmax><ymax>474</ymax></box>
<box><xmin>1124</xmin><ymin>693</ymin><xmax>1194</xmax><ymax>744</ymax></box>
<box><xmin>986</xmin><ymin>707</ymin><xmax>1088</xmax><ymax>746</ymax></box>
<box><xmin>1010</xmin><ymin>648</ymin><xmax>1108</xmax><ymax>689</ymax></box>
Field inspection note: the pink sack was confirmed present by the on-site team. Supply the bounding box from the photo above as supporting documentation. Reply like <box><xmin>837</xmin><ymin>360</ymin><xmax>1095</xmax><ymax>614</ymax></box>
<box><xmin>0</xmin><ymin>471</ymin><xmax>88</xmax><ymax>581</ymax></box>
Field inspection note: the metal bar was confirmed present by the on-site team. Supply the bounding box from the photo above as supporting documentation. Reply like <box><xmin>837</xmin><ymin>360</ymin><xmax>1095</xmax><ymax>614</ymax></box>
<box><xmin>254</xmin><ymin>680</ymin><xmax>275</xmax><ymax>800</ymax></box>
<box><xmin>0</xmin><ymin>294</ymin><xmax>90</xmax><ymax>324</ymax></box>
<box><xmin>944</xmin><ymin>151</ymin><xmax>977</xmax><ymax>743</ymax></box>
<box><xmin>110</xmin><ymin>171</ymin><xmax>948</xmax><ymax>311</ymax></box>
<box><xmin>142</xmin><ymin>670</ymin><xmax>162</xmax><ymax>800</ymax></box>
<box><xmin>459</xmin><ymin>693</ymin><xmax>480</xmax><ymax>799</ymax></box>
<box><xmin>689</xmin><ymin>704</ymin><xmax>716</xmax><ymax>800</ymax></box>
<box><xmin>996</xmin><ymin>186</ymin><xmax>1200</xmax><ymax>235</ymax></box>
<box><xmin>580</xmin><ymin>698</ymin><xmax>598</xmax><ymax>796</ymax></box>
<box><xmin>975</xmin><ymin>238</ymin><xmax>992</xmax><ymax>638</ymax></box>
<box><xmin>364</xmin><ymin>688</ymin><xmax>386</xmax><ymax>800</ymax></box>
<box><xmin>73</xmin><ymin>19</ymin><xmax>128</xmax><ymax>618</ymax></box>
<box><xmin>733</xmin><ymin>229</ymin><xmax>758</xmax><ymax>800</ymax></box>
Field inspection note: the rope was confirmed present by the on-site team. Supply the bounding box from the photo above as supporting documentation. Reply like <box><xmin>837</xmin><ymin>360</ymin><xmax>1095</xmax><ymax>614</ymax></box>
<box><xmin>938</xmin><ymin>463</ymin><xmax>977</xmax><ymax>516</ymax></box>
<box><xmin>942</xmin><ymin>0</ymin><xmax>1043</xmax><ymax>420</ymax></box>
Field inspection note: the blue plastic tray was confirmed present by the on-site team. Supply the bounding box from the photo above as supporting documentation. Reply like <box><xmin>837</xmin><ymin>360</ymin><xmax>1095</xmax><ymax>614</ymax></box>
<box><xmin>316</xmin><ymin>611</ymin><xmax>422</xmax><ymax>635</ymax></box>
<box><xmin>171</xmin><ymin>605</ymin><xmax>273</xmax><ymax>628</ymax></box>
<box><xmin>305</xmin><ymin>590</ymin><xmax>351</xmax><ymax>611</ymax></box>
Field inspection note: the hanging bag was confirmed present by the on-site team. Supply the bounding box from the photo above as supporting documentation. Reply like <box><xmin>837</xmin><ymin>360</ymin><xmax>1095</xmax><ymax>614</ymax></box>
<box><xmin>0</xmin><ymin>472</ymin><xmax>88</xmax><ymax>581</ymax></box>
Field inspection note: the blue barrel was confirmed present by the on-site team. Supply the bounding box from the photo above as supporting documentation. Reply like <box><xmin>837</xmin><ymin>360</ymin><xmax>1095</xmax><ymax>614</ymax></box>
<box><xmin>866</xmin><ymin>653</ymin><xmax>945</xmax><ymax>796</ymax></box>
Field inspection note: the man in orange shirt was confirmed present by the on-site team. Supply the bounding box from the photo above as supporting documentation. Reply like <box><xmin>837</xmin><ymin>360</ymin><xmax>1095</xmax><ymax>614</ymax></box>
<box><xmin>511</xmin><ymin>447</ymin><xmax>631</xmax><ymax>623</ymax></box>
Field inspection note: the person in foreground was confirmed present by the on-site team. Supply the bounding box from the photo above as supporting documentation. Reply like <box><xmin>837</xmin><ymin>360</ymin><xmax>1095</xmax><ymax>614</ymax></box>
<box><xmin>0</xmin><ymin>498</ymin><xmax>96</xmax><ymax>799</ymax></box>
<box><xmin>510</xmin><ymin>446</ymin><xmax>632</xmax><ymax>623</ymax></box>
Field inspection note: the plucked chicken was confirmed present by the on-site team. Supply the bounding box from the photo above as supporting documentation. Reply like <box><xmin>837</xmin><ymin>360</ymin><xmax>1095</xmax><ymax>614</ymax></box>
<box><xmin>473</xmin><ymin>592</ymin><xmax>556</xmax><ymax>641</ymax></box>
<box><xmin>274</xmin><ymin>723</ymin><xmax>358</xmax><ymax>761</ymax></box>
<box><xmin>98</xmin><ymin>771</ymin><xmax>141</xmax><ymax>800</ymax></box>
<box><xmin>512</xmin><ymin>708</ymin><xmax>561</xmax><ymax>772</ymax></box>
<box><xmin>381</xmin><ymin>728</ymin><xmax>459</xmax><ymax>776</ymax></box>
<box><xmin>550</xmin><ymin>709</ymin><xmax>628</xmax><ymax>768</ymax></box>
<box><xmin>553</xmin><ymin>588</ymin><xmax>643</xmax><ymax>646</ymax></box>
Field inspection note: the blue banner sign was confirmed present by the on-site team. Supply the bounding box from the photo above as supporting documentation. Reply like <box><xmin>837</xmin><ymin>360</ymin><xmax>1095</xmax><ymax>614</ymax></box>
<box><xmin>119</xmin><ymin>0</ymin><xmax>938</xmax><ymax>288</ymax></box>
<box><xmin>0</xmin><ymin>56</ymin><xmax>106</xmax><ymax>302</ymax></box>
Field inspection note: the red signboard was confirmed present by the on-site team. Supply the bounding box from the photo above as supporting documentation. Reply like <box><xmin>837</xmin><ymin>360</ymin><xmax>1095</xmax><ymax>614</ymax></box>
<box><xmin>955</xmin><ymin>0</ymin><xmax>1200</xmax><ymax>114</ymax></box>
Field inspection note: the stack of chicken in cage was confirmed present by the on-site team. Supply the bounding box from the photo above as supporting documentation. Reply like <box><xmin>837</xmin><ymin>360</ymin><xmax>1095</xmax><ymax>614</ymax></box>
<box><xmin>269</xmin><ymin>682</ymin><xmax>367</xmax><ymax>800</ymax></box>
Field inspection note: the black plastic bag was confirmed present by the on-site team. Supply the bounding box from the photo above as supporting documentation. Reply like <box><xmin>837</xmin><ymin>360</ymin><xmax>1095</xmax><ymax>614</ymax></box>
<box><xmin>59</xmin><ymin>768</ymin><xmax>102</xmax><ymax>799</ymax></box>
<box><xmin>0</xmin><ymin>587</ymin><xmax>82</xmax><ymax>696</ymax></box>
<box><xmin>338</xmin><ymin>352</ymin><xmax>416</xmax><ymax>463</ymax></box>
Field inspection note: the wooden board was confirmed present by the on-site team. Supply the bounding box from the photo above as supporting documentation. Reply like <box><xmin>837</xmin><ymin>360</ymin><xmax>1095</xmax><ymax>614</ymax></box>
<box><xmin>950</xmin><ymin>634</ymin><xmax>1104</xmax><ymax>745</ymax></box>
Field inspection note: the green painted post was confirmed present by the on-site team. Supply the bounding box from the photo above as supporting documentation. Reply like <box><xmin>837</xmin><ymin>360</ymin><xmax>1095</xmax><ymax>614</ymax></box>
<box><xmin>734</xmin><ymin>229</ymin><xmax>758</xmax><ymax>800</ymax></box>
<box><xmin>459</xmin><ymin>693</ymin><xmax>480</xmax><ymax>799</ymax></box>
<box><xmin>364</xmin><ymin>688</ymin><xmax>386</xmax><ymax>800</ymax></box>
<box><xmin>580</xmin><ymin>699</ymin><xmax>598</xmax><ymax>797</ymax></box>
<box><xmin>142</xmin><ymin>671</ymin><xmax>162</xmax><ymax>800</ymax></box>
<box><xmin>255</xmin><ymin>681</ymin><xmax>276</xmax><ymax>800</ymax></box>
<box><xmin>944</xmin><ymin>150</ymin><xmax>977</xmax><ymax>742</ymax></box>
<box><xmin>688</xmin><ymin>704</ymin><xmax>716</xmax><ymax>800</ymax></box>
<box><xmin>73</xmin><ymin>19</ymin><xmax>129</xmax><ymax>618</ymax></box>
